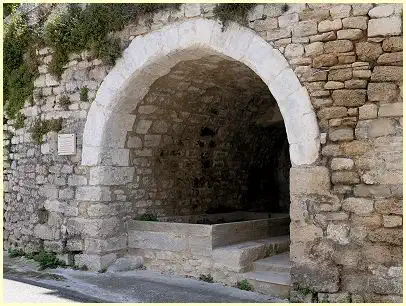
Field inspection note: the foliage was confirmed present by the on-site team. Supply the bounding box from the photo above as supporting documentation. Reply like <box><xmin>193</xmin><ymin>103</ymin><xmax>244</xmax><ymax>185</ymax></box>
<box><xmin>199</xmin><ymin>273</ymin><xmax>214</xmax><ymax>283</ymax></box>
<box><xmin>14</xmin><ymin>112</ymin><xmax>25</xmax><ymax>129</ymax></box>
<box><xmin>44</xmin><ymin>4</ymin><xmax>181</xmax><ymax>77</ymax></box>
<box><xmin>4</xmin><ymin>3</ymin><xmax>20</xmax><ymax>17</ymax></box>
<box><xmin>213</xmin><ymin>4</ymin><xmax>256</xmax><ymax>27</ymax></box>
<box><xmin>139</xmin><ymin>213</ymin><xmax>158</xmax><ymax>221</ymax></box>
<box><xmin>236</xmin><ymin>279</ymin><xmax>254</xmax><ymax>291</ymax></box>
<box><xmin>3</xmin><ymin>13</ymin><xmax>39</xmax><ymax>119</ymax></box>
<box><xmin>8</xmin><ymin>248</ymin><xmax>25</xmax><ymax>258</ymax></box>
<box><xmin>79</xmin><ymin>86</ymin><xmax>88</xmax><ymax>102</ymax></box>
<box><xmin>30</xmin><ymin>118</ymin><xmax>63</xmax><ymax>144</ymax></box>
<box><xmin>295</xmin><ymin>284</ymin><xmax>314</xmax><ymax>296</ymax></box>
<box><xmin>58</xmin><ymin>95</ymin><xmax>71</xmax><ymax>110</ymax></box>
<box><xmin>4</xmin><ymin>4</ymin><xmax>180</xmax><ymax>119</ymax></box>
<box><xmin>98</xmin><ymin>267</ymin><xmax>107</xmax><ymax>273</ymax></box>
<box><xmin>33</xmin><ymin>250</ymin><xmax>66</xmax><ymax>270</ymax></box>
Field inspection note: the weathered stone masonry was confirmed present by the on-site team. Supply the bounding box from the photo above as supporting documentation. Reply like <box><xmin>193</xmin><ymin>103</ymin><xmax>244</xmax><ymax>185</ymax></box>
<box><xmin>3</xmin><ymin>3</ymin><xmax>403</xmax><ymax>302</ymax></box>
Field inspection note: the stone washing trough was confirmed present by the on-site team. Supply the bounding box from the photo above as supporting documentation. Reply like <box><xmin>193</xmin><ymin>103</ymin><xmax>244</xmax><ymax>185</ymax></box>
<box><xmin>127</xmin><ymin>211</ymin><xmax>289</xmax><ymax>256</ymax></box>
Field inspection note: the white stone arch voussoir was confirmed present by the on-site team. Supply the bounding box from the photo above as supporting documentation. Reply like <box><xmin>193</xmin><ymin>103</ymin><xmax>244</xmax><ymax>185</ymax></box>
<box><xmin>82</xmin><ymin>17</ymin><xmax>320</xmax><ymax>167</ymax></box>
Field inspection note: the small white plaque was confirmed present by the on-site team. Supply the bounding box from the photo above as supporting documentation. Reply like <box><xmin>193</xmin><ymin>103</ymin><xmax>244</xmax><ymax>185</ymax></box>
<box><xmin>58</xmin><ymin>134</ymin><xmax>76</xmax><ymax>155</ymax></box>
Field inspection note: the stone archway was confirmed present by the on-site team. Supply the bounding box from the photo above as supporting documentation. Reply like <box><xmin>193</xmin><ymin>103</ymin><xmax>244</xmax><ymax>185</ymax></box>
<box><xmin>82</xmin><ymin>18</ymin><xmax>319</xmax><ymax>168</ymax></box>
<box><xmin>79</xmin><ymin>17</ymin><xmax>321</xmax><ymax>270</ymax></box>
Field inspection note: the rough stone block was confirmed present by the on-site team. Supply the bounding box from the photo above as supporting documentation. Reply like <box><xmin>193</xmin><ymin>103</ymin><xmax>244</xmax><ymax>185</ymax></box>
<box><xmin>85</xmin><ymin>235</ymin><xmax>127</xmax><ymax>253</ymax></box>
<box><xmin>337</xmin><ymin>29</ymin><xmax>363</xmax><ymax>40</ymax></box>
<box><xmin>331</xmin><ymin>158</ymin><xmax>354</xmax><ymax>170</ymax></box>
<box><xmin>313</xmin><ymin>54</ymin><xmax>337</xmax><ymax>68</ymax></box>
<box><xmin>367</xmin><ymin>82</ymin><xmax>399</xmax><ymax>102</ymax></box>
<box><xmin>324</xmin><ymin>81</ymin><xmax>344</xmax><ymax>89</ymax></box>
<box><xmin>382</xmin><ymin>37</ymin><xmax>403</xmax><ymax>52</ymax></box>
<box><xmin>330</xmin><ymin>5</ymin><xmax>351</xmax><ymax>19</ymax></box>
<box><xmin>304</xmin><ymin>42</ymin><xmax>324</xmax><ymax>57</ymax></box>
<box><xmin>293</xmin><ymin>20</ymin><xmax>317</xmax><ymax>37</ymax></box>
<box><xmin>342</xmin><ymin>197</ymin><xmax>374</xmax><ymax>216</ymax></box>
<box><xmin>331</xmin><ymin>171</ymin><xmax>360</xmax><ymax>185</ymax></box>
<box><xmin>371</xmin><ymin>66</ymin><xmax>402</xmax><ymax>82</ymax></box>
<box><xmin>66</xmin><ymin>239</ymin><xmax>84</xmax><ymax>251</ymax></box>
<box><xmin>359</xmin><ymin>104</ymin><xmax>378</xmax><ymax>119</ymax></box>
<box><xmin>278</xmin><ymin>13</ymin><xmax>298</xmax><ymax>28</ymax></box>
<box><xmin>135</xmin><ymin>120</ymin><xmax>152</xmax><ymax>134</ymax></box>
<box><xmin>332</xmin><ymin>89</ymin><xmax>366</xmax><ymax>106</ymax></box>
<box><xmin>252</xmin><ymin>18</ymin><xmax>278</xmax><ymax>32</ymax></box>
<box><xmin>33</xmin><ymin>224</ymin><xmax>59</xmax><ymax>240</ymax></box>
<box><xmin>68</xmin><ymin>175</ymin><xmax>87</xmax><ymax>186</ymax></box>
<box><xmin>318</xmin><ymin>19</ymin><xmax>342</xmax><ymax>32</ymax></box>
<box><xmin>367</xmin><ymin>118</ymin><xmax>397</xmax><ymax>137</ymax></box>
<box><xmin>328</xmin><ymin>68</ymin><xmax>353</xmax><ymax>82</ymax></box>
<box><xmin>292</xmin><ymin>261</ymin><xmax>340</xmax><ymax>292</ymax></box>
<box><xmin>352</xmin><ymin>4</ymin><xmax>373</xmax><ymax>16</ymax></box>
<box><xmin>284</xmin><ymin>43</ymin><xmax>304</xmax><ymax>58</ymax></box>
<box><xmin>290</xmin><ymin>167</ymin><xmax>331</xmax><ymax>195</ymax></box>
<box><xmin>377</xmin><ymin>52</ymin><xmax>403</xmax><ymax>65</ymax></box>
<box><xmin>324</xmin><ymin>40</ymin><xmax>353</xmax><ymax>53</ymax></box>
<box><xmin>368</xmin><ymin>228</ymin><xmax>402</xmax><ymax>245</ymax></box>
<box><xmin>327</xmin><ymin>223</ymin><xmax>349</xmax><ymax>244</ymax></box>
<box><xmin>290</xmin><ymin>223</ymin><xmax>323</xmax><ymax>242</ymax></box>
<box><xmin>89</xmin><ymin>166</ymin><xmax>134</xmax><ymax>185</ymax></box>
<box><xmin>39</xmin><ymin>185</ymin><xmax>58</xmax><ymax>200</ymax></box>
<box><xmin>342</xmin><ymin>16</ymin><xmax>368</xmax><ymax>30</ymax></box>
<box><xmin>329</xmin><ymin>128</ymin><xmax>354</xmax><ymax>142</ymax></box>
<box><xmin>368</xmin><ymin>5</ymin><xmax>395</xmax><ymax>18</ymax></box>
<box><xmin>356</xmin><ymin>42</ymin><xmax>383</xmax><ymax>62</ymax></box>
<box><xmin>318</xmin><ymin>107</ymin><xmax>347</xmax><ymax>120</ymax></box>
<box><xmin>378</xmin><ymin>103</ymin><xmax>402</xmax><ymax>117</ymax></box>
<box><xmin>266</xmin><ymin>28</ymin><xmax>291</xmax><ymax>41</ymax></box>
<box><xmin>375</xmin><ymin>198</ymin><xmax>402</xmax><ymax>215</ymax></box>
<box><xmin>76</xmin><ymin>186</ymin><xmax>111</xmax><ymax>201</ymax></box>
<box><xmin>368</xmin><ymin>17</ymin><xmax>402</xmax><ymax>37</ymax></box>
<box><xmin>383</xmin><ymin>215</ymin><xmax>402</xmax><ymax>228</ymax></box>
<box><xmin>344</xmin><ymin>79</ymin><xmax>367</xmax><ymax>89</ymax></box>
<box><xmin>74</xmin><ymin>253</ymin><xmax>117</xmax><ymax>271</ymax></box>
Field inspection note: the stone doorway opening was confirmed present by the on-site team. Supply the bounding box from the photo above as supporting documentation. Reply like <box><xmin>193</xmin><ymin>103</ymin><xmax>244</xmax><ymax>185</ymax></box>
<box><xmin>127</xmin><ymin>54</ymin><xmax>291</xmax><ymax>221</ymax></box>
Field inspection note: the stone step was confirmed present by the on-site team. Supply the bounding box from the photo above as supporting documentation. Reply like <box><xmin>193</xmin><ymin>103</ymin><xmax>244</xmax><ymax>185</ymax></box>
<box><xmin>253</xmin><ymin>251</ymin><xmax>290</xmax><ymax>273</ymax></box>
<box><xmin>212</xmin><ymin>235</ymin><xmax>289</xmax><ymax>272</ymax></box>
<box><xmin>242</xmin><ymin>270</ymin><xmax>291</xmax><ymax>298</ymax></box>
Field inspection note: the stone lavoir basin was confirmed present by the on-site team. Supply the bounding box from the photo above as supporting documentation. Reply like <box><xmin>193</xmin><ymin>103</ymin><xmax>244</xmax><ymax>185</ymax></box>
<box><xmin>127</xmin><ymin>211</ymin><xmax>291</xmax><ymax>297</ymax></box>
<box><xmin>127</xmin><ymin>211</ymin><xmax>289</xmax><ymax>255</ymax></box>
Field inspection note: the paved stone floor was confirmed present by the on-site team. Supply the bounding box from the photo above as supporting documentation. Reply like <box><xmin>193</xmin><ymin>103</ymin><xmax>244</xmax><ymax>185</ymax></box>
<box><xmin>4</xmin><ymin>255</ymin><xmax>287</xmax><ymax>303</ymax></box>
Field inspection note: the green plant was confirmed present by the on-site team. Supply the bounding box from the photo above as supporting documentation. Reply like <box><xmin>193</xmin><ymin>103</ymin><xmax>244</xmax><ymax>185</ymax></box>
<box><xmin>44</xmin><ymin>4</ymin><xmax>181</xmax><ymax>77</ymax></box>
<box><xmin>295</xmin><ymin>285</ymin><xmax>314</xmax><ymax>296</ymax></box>
<box><xmin>8</xmin><ymin>248</ymin><xmax>25</xmax><ymax>258</ymax></box>
<box><xmin>213</xmin><ymin>4</ymin><xmax>256</xmax><ymax>27</ymax></box>
<box><xmin>58</xmin><ymin>95</ymin><xmax>71</xmax><ymax>110</ymax></box>
<box><xmin>4</xmin><ymin>3</ymin><xmax>20</xmax><ymax>17</ymax></box>
<box><xmin>4</xmin><ymin>4</ymin><xmax>181</xmax><ymax>117</ymax></box>
<box><xmin>14</xmin><ymin>112</ymin><xmax>25</xmax><ymax>129</ymax></box>
<box><xmin>30</xmin><ymin>118</ymin><xmax>63</xmax><ymax>144</ymax></box>
<box><xmin>236</xmin><ymin>279</ymin><xmax>254</xmax><ymax>291</ymax></box>
<box><xmin>199</xmin><ymin>273</ymin><xmax>214</xmax><ymax>283</ymax></box>
<box><xmin>98</xmin><ymin>267</ymin><xmax>107</xmax><ymax>273</ymax></box>
<box><xmin>4</xmin><ymin>13</ymin><xmax>39</xmax><ymax>119</ymax></box>
<box><xmin>33</xmin><ymin>250</ymin><xmax>66</xmax><ymax>270</ymax></box>
<box><xmin>79</xmin><ymin>86</ymin><xmax>88</xmax><ymax>101</ymax></box>
<box><xmin>139</xmin><ymin>213</ymin><xmax>158</xmax><ymax>221</ymax></box>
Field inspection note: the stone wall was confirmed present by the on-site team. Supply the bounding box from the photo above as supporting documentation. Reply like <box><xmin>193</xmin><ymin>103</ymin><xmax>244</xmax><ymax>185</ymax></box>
<box><xmin>3</xmin><ymin>3</ymin><xmax>403</xmax><ymax>302</ymax></box>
